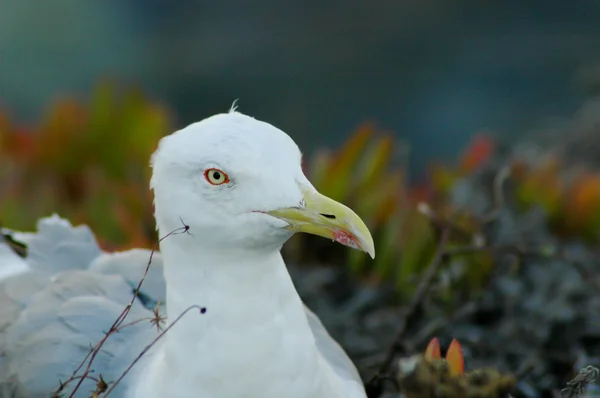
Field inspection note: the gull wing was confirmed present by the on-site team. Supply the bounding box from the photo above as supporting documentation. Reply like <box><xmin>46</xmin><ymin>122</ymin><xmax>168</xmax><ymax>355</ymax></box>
<box><xmin>1</xmin><ymin>214</ymin><xmax>367</xmax><ymax>398</ymax></box>
<box><xmin>304</xmin><ymin>305</ymin><xmax>367</xmax><ymax>398</ymax></box>
<box><xmin>0</xmin><ymin>216</ymin><xmax>162</xmax><ymax>398</ymax></box>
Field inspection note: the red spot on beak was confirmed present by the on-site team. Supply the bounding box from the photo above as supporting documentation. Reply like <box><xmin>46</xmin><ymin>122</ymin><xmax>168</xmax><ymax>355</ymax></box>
<box><xmin>332</xmin><ymin>229</ymin><xmax>361</xmax><ymax>250</ymax></box>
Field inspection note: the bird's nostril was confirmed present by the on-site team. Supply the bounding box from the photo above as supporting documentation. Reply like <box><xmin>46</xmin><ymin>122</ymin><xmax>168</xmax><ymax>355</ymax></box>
<box><xmin>320</xmin><ymin>213</ymin><xmax>336</xmax><ymax>220</ymax></box>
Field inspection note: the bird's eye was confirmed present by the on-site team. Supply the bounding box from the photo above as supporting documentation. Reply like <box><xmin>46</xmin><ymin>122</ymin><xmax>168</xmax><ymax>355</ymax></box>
<box><xmin>204</xmin><ymin>168</ymin><xmax>230</xmax><ymax>185</ymax></box>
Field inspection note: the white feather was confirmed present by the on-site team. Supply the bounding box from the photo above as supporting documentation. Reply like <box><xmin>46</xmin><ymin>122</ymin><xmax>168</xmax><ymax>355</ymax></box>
<box><xmin>1</xmin><ymin>111</ymin><xmax>367</xmax><ymax>398</ymax></box>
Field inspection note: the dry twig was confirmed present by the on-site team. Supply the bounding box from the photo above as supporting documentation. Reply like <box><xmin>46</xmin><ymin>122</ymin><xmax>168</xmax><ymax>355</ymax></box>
<box><xmin>561</xmin><ymin>366</ymin><xmax>599</xmax><ymax>398</ymax></box>
<box><xmin>52</xmin><ymin>220</ymin><xmax>193</xmax><ymax>398</ymax></box>
<box><xmin>481</xmin><ymin>165</ymin><xmax>511</xmax><ymax>224</ymax></box>
<box><xmin>103</xmin><ymin>305</ymin><xmax>207</xmax><ymax>397</ymax></box>
<box><xmin>373</xmin><ymin>227</ymin><xmax>452</xmax><ymax>380</ymax></box>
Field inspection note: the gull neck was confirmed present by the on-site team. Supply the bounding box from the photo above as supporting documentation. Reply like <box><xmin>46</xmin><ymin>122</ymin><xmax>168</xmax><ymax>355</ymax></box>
<box><xmin>160</xmin><ymin>235</ymin><xmax>291</xmax><ymax>320</ymax></box>
<box><xmin>132</xmin><ymin>233</ymin><xmax>332</xmax><ymax>398</ymax></box>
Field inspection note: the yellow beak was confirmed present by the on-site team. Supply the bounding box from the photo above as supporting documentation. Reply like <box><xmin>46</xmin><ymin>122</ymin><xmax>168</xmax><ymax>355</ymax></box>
<box><xmin>266</xmin><ymin>185</ymin><xmax>375</xmax><ymax>258</ymax></box>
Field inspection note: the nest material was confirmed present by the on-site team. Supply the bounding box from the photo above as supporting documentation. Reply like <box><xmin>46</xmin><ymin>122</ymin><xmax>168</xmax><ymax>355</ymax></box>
<box><xmin>396</xmin><ymin>355</ymin><xmax>515</xmax><ymax>398</ymax></box>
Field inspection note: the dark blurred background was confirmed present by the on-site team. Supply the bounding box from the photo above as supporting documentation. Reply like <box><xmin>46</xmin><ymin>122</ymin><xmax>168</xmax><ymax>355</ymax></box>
<box><xmin>1</xmin><ymin>0</ymin><xmax>599</xmax><ymax>179</ymax></box>
<box><xmin>5</xmin><ymin>4</ymin><xmax>600</xmax><ymax>395</ymax></box>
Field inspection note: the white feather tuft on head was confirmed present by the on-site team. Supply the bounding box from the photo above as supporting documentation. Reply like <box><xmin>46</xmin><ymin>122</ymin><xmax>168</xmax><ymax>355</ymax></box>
<box><xmin>229</xmin><ymin>99</ymin><xmax>240</xmax><ymax>113</ymax></box>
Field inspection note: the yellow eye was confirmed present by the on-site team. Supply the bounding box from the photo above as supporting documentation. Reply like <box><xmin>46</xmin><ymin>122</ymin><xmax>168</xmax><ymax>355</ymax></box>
<box><xmin>204</xmin><ymin>168</ymin><xmax>230</xmax><ymax>185</ymax></box>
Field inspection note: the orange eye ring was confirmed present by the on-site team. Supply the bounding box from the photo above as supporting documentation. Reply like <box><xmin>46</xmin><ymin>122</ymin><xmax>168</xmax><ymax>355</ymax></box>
<box><xmin>204</xmin><ymin>168</ymin><xmax>230</xmax><ymax>185</ymax></box>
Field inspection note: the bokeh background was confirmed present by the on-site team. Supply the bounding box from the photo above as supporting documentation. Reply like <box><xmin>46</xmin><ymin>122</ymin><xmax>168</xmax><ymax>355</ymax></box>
<box><xmin>2</xmin><ymin>0</ymin><xmax>600</xmax><ymax>177</ymax></box>
<box><xmin>3</xmin><ymin>0</ymin><xmax>600</xmax><ymax>254</ymax></box>
<box><xmin>4</xmin><ymin>2</ymin><xmax>600</xmax><ymax>396</ymax></box>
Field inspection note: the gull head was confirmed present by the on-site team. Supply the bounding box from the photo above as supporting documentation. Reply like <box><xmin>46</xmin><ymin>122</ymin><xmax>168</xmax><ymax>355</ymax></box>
<box><xmin>150</xmin><ymin>111</ymin><xmax>375</xmax><ymax>258</ymax></box>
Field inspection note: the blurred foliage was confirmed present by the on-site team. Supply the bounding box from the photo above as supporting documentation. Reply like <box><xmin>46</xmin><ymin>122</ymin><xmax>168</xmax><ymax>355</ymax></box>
<box><xmin>0</xmin><ymin>81</ymin><xmax>170</xmax><ymax>249</ymax></box>
<box><xmin>304</xmin><ymin>123</ymin><xmax>600</xmax><ymax>297</ymax></box>
<box><xmin>4</xmin><ymin>82</ymin><xmax>600</xmax><ymax>297</ymax></box>
<box><xmin>396</xmin><ymin>337</ymin><xmax>515</xmax><ymax>398</ymax></box>
<box><xmin>297</xmin><ymin>128</ymin><xmax>496</xmax><ymax>299</ymax></box>
<box><xmin>423</xmin><ymin>337</ymin><xmax>464</xmax><ymax>377</ymax></box>
<box><xmin>303</xmin><ymin>124</ymin><xmax>412</xmax><ymax>277</ymax></box>
<box><xmin>512</xmin><ymin>154</ymin><xmax>600</xmax><ymax>241</ymax></box>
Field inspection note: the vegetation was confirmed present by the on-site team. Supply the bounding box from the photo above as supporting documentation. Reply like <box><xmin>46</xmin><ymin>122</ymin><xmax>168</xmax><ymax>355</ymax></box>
<box><xmin>3</xmin><ymin>82</ymin><xmax>600</xmax><ymax>300</ymax></box>
<box><xmin>0</xmin><ymin>81</ymin><xmax>169</xmax><ymax>249</ymax></box>
<box><xmin>4</xmin><ymin>82</ymin><xmax>600</xmax><ymax>397</ymax></box>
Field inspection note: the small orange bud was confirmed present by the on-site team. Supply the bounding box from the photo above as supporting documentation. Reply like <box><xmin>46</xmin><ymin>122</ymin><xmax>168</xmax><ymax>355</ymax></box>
<box><xmin>424</xmin><ymin>337</ymin><xmax>441</xmax><ymax>361</ymax></box>
<box><xmin>445</xmin><ymin>338</ymin><xmax>465</xmax><ymax>376</ymax></box>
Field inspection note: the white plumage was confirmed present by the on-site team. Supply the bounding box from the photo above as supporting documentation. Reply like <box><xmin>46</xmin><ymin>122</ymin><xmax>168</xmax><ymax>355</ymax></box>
<box><xmin>0</xmin><ymin>111</ymin><xmax>374</xmax><ymax>398</ymax></box>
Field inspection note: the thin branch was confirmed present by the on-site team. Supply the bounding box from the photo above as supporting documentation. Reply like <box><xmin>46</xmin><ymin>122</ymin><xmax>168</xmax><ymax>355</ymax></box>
<box><xmin>481</xmin><ymin>165</ymin><xmax>511</xmax><ymax>224</ymax></box>
<box><xmin>562</xmin><ymin>251</ymin><xmax>600</xmax><ymax>292</ymax></box>
<box><xmin>514</xmin><ymin>353</ymin><xmax>539</xmax><ymax>380</ymax></box>
<box><xmin>52</xmin><ymin>221</ymin><xmax>191</xmax><ymax>398</ymax></box>
<box><xmin>373</xmin><ymin>227</ymin><xmax>451</xmax><ymax>380</ymax></box>
<box><xmin>405</xmin><ymin>301</ymin><xmax>479</xmax><ymax>352</ymax></box>
<box><xmin>417</xmin><ymin>202</ymin><xmax>474</xmax><ymax>241</ymax></box>
<box><xmin>116</xmin><ymin>317</ymin><xmax>156</xmax><ymax>331</ymax></box>
<box><xmin>560</xmin><ymin>366</ymin><xmax>599</xmax><ymax>398</ymax></box>
<box><xmin>102</xmin><ymin>305</ymin><xmax>206</xmax><ymax>397</ymax></box>
<box><xmin>442</xmin><ymin>243</ymin><xmax>535</xmax><ymax>258</ymax></box>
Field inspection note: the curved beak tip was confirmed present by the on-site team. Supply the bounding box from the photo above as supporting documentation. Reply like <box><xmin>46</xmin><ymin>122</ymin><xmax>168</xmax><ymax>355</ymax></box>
<box><xmin>358</xmin><ymin>233</ymin><xmax>376</xmax><ymax>259</ymax></box>
<box><xmin>267</xmin><ymin>186</ymin><xmax>376</xmax><ymax>260</ymax></box>
<box><xmin>332</xmin><ymin>227</ymin><xmax>375</xmax><ymax>259</ymax></box>
<box><xmin>365</xmin><ymin>241</ymin><xmax>376</xmax><ymax>259</ymax></box>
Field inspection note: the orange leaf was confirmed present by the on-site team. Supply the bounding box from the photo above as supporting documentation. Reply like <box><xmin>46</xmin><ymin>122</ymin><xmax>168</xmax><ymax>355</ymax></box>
<box><xmin>424</xmin><ymin>337</ymin><xmax>441</xmax><ymax>361</ymax></box>
<box><xmin>569</xmin><ymin>174</ymin><xmax>600</xmax><ymax>213</ymax></box>
<box><xmin>514</xmin><ymin>157</ymin><xmax>562</xmax><ymax>216</ymax></box>
<box><xmin>4</xmin><ymin>129</ymin><xmax>35</xmax><ymax>161</ymax></box>
<box><xmin>355</xmin><ymin>134</ymin><xmax>394</xmax><ymax>194</ymax></box>
<box><xmin>445</xmin><ymin>338</ymin><xmax>465</xmax><ymax>376</ymax></box>
<box><xmin>459</xmin><ymin>134</ymin><xmax>495</xmax><ymax>174</ymax></box>
<box><xmin>320</xmin><ymin>124</ymin><xmax>374</xmax><ymax>199</ymax></box>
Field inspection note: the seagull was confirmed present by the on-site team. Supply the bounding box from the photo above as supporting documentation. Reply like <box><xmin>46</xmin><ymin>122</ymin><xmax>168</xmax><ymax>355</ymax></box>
<box><xmin>0</xmin><ymin>110</ymin><xmax>375</xmax><ymax>398</ymax></box>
